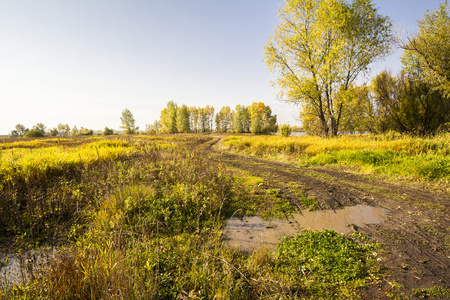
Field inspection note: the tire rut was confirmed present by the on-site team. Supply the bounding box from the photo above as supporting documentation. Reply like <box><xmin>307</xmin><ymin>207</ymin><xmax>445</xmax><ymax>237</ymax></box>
<box><xmin>196</xmin><ymin>137</ymin><xmax>450</xmax><ymax>292</ymax></box>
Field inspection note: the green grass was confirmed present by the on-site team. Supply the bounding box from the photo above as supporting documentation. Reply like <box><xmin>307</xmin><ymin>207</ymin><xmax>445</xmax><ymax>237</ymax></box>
<box><xmin>1</xmin><ymin>135</ymin><xmax>387</xmax><ymax>299</ymax></box>
<box><xmin>220</xmin><ymin>133</ymin><xmax>450</xmax><ymax>181</ymax></box>
<box><xmin>412</xmin><ymin>286</ymin><xmax>450</xmax><ymax>299</ymax></box>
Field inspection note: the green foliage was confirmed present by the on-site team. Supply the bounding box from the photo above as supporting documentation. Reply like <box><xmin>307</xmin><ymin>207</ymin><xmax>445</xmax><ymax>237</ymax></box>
<box><xmin>412</xmin><ymin>286</ymin><xmax>450</xmax><ymax>299</ymax></box>
<box><xmin>250</xmin><ymin>102</ymin><xmax>277</xmax><ymax>134</ymax></box>
<box><xmin>57</xmin><ymin>124</ymin><xmax>71</xmax><ymax>136</ymax></box>
<box><xmin>0</xmin><ymin>139</ymin><xmax>134</xmax><ymax>245</ymax></box>
<box><xmin>49</xmin><ymin>128</ymin><xmax>59</xmax><ymax>136</ymax></box>
<box><xmin>371</xmin><ymin>70</ymin><xmax>450</xmax><ymax>136</ymax></box>
<box><xmin>32</xmin><ymin>123</ymin><xmax>46</xmax><ymax>135</ymax></box>
<box><xmin>222</xmin><ymin>133</ymin><xmax>450</xmax><ymax>181</ymax></box>
<box><xmin>79</xmin><ymin>127</ymin><xmax>94</xmax><ymax>135</ymax></box>
<box><xmin>24</xmin><ymin>128</ymin><xmax>44</xmax><ymax>137</ymax></box>
<box><xmin>160</xmin><ymin>101</ymin><xmax>178</xmax><ymax>134</ymax></box>
<box><xmin>215</xmin><ymin>106</ymin><xmax>234</xmax><ymax>133</ymax></box>
<box><xmin>265</xmin><ymin>0</ymin><xmax>392</xmax><ymax>135</ymax></box>
<box><xmin>8</xmin><ymin>130</ymin><xmax>19</xmax><ymax>137</ymax></box>
<box><xmin>102</xmin><ymin>126</ymin><xmax>114</xmax><ymax>135</ymax></box>
<box><xmin>12</xmin><ymin>124</ymin><xmax>28</xmax><ymax>137</ymax></box>
<box><xmin>402</xmin><ymin>2</ymin><xmax>450</xmax><ymax>96</ymax></box>
<box><xmin>233</xmin><ymin>105</ymin><xmax>251</xmax><ymax>133</ymax></box>
<box><xmin>120</xmin><ymin>108</ymin><xmax>138</xmax><ymax>134</ymax></box>
<box><xmin>273</xmin><ymin>230</ymin><xmax>378</xmax><ymax>297</ymax></box>
<box><xmin>279</xmin><ymin>123</ymin><xmax>292</xmax><ymax>137</ymax></box>
<box><xmin>0</xmin><ymin>136</ymin><xmax>389</xmax><ymax>299</ymax></box>
<box><xmin>176</xmin><ymin>105</ymin><xmax>191</xmax><ymax>133</ymax></box>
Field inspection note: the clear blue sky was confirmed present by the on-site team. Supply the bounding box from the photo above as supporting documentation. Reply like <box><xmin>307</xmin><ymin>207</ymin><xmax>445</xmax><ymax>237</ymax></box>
<box><xmin>0</xmin><ymin>0</ymin><xmax>444</xmax><ymax>135</ymax></box>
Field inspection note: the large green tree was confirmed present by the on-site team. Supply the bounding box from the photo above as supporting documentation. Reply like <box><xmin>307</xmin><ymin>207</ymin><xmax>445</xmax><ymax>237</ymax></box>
<box><xmin>401</xmin><ymin>1</ymin><xmax>450</xmax><ymax>96</ymax></box>
<box><xmin>265</xmin><ymin>0</ymin><xmax>392</xmax><ymax>135</ymax></box>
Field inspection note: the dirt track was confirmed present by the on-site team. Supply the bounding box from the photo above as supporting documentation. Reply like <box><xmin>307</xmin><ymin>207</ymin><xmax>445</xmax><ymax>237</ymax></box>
<box><xmin>201</xmin><ymin>137</ymin><xmax>450</xmax><ymax>298</ymax></box>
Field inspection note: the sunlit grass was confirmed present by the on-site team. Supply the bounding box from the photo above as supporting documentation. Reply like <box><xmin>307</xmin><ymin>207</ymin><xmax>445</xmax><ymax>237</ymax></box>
<box><xmin>221</xmin><ymin>133</ymin><xmax>450</xmax><ymax>181</ymax></box>
<box><xmin>1</xmin><ymin>134</ymin><xmax>421</xmax><ymax>298</ymax></box>
<box><xmin>0</xmin><ymin>140</ymin><xmax>135</xmax><ymax>189</ymax></box>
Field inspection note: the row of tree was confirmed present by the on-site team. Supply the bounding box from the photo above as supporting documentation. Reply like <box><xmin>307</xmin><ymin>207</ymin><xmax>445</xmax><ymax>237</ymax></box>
<box><xmin>142</xmin><ymin>101</ymin><xmax>277</xmax><ymax>135</ymax></box>
<box><xmin>266</xmin><ymin>0</ymin><xmax>450</xmax><ymax>136</ymax></box>
<box><xmin>9</xmin><ymin>123</ymin><xmax>112</xmax><ymax>137</ymax></box>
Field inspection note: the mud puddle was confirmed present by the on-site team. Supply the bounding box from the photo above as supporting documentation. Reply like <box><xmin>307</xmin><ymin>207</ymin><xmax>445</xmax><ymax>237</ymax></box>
<box><xmin>1</xmin><ymin>248</ymin><xmax>55</xmax><ymax>288</ymax></box>
<box><xmin>224</xmin><ymin>205</ymin><xmax>389</xmax><ymax>252</ymax></box>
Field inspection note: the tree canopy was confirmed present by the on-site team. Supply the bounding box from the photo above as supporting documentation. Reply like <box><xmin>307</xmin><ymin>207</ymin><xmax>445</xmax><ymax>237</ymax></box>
<box><xmin>120</xmin><ymin>109</ymin><xmax>138</xmax><ymax>134</ymax></box>
<box><xmin>401</xmin><ymin>1</ymin><xmax>450</xmax><ymax>96</ymax></box>
<box><xmin>265</xmin><ymin>0</ymin><xmax>392</xmax><ymax>135</ymax></box>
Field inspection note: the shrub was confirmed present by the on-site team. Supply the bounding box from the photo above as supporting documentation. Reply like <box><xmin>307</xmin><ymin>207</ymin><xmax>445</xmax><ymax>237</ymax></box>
<box><xmin>102</xmin><ymin>127</ymin><xmax>114</xmax><ymax>135</ymax></box>
<box><xmin>24</xmin><ymin>129</ymin><xmax>44</xmax><ymax>137</ymax></box>
<box><xmin>279</xmin><ymin>123</ymin><xmax>292</xmax><ymax>137</ymax></box>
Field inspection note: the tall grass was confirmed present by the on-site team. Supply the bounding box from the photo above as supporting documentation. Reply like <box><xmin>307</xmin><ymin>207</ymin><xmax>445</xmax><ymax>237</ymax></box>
<box><xmin>221</xmin><ymin>133</ymin><xmax>450</xmax><ymax>181</ymax></box>
<box><xmin>0</xmin><ymin>139</ymin><xmax>138</xmax><ymax>247</ymax></box>
<box><xmin>1</xmin><ymin>136</ymin><xmax>383</xmax><ymax>299</ymax></box>
<box><xmin>0</xmin><ymin>140</ymin><xmax>133</xmax><ymax>188</ymax></box>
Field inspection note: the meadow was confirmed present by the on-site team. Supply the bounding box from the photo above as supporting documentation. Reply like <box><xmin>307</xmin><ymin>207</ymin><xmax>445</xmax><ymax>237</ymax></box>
<box><xmin>0</xmin><ymin>134</ymin><xmax>449</xmax><ymax>299</ymax></box>
<box><xmin>220</xmin><ymin>133</ymin><xmax>450</xmax><ymax>182</ymax></box>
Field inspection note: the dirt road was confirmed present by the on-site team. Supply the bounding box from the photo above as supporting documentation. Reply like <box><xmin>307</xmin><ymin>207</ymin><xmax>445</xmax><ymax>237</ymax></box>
<box><xmin>201</xmin><ymin>136</ymin><xmax>450</xmax><ymax>298</ymax></box>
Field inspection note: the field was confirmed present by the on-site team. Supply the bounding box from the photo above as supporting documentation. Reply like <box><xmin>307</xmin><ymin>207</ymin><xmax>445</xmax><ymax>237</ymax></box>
<box><xmin>0</xmin><ymin>134</ymin><xmax>449</xmax><ymax>299</ymax></box>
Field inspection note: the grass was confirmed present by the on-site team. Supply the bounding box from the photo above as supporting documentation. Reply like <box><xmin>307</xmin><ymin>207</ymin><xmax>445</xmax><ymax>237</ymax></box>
<box><xmin>0</xmin><ymin>134</ymin><xmax>404</xmax><ymax>299</ymax></box>
<box><xmin>220</xmin><ymin>133</ymin><xmax>450</xmax><ymax>181</ymax></box>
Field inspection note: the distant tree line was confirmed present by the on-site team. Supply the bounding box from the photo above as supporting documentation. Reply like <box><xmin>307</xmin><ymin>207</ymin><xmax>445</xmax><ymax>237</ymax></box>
<box><xmin>8</xmin><ymin>123</ymin><xmax>115</xmax><ymax>137</ymax></box>
<box><xmin>9</xmin><ymin>101</ymin><xmax>278</xmax><ymax>138</ymax></box>
<box><xmin>145</xmin><ymin>101</ymin><xmax>277</xmax><ymax>135</ymax></box>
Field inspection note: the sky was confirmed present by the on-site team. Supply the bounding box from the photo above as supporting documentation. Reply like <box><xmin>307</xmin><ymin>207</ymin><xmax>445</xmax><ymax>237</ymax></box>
<box><xmin>0</xmin><ymin>0</ymin><xmax>445</xmax><ymax>135</ymax></box>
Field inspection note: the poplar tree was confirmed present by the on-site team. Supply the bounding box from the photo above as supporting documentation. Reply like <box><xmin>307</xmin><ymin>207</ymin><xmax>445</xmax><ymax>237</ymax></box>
<box><xmin>176</xmin><ymin>105</ymin><xmax>191</xmax><ymax>133</ymax></box>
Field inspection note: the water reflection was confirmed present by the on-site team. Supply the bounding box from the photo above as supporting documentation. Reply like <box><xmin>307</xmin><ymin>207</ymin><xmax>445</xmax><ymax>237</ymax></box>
<box><xmin>224</xmin><ymin>205</ymin><xmax>388</xmax><ymax>252</ymax></box>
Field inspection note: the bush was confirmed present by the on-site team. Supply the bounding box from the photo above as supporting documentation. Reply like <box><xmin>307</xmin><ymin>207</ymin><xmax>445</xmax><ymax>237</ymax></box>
<box><xmin>102</xmin><ymin>127</ymin><xmax>114</xmax><ymax>135</ymax></box>
<box><xmin>279</xmin><ymin>124</ymin><xmax>292</xmax><ymax>137</ymax></box>
<box><xmin>24</xmin><ymin>129</ymin><xmax>44</xmax><ymax>137</ymax></box>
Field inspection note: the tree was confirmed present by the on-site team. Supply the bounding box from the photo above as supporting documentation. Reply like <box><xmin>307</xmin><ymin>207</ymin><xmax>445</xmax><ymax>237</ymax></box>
<box><xmin>103</xmin><ymin>127</ymin><xmax>114</xmax><ymax>135</ymax></box>
<box><xmin>176</xmin><ymin>105</ymin><xmax>191</xmax><ymax>133</ymax></box>
<box><xmin>15</xmin><ymin>124</ymin><xmax>27</xmax><ymax>137</ymax></box>
<box><xmin>145</xmin><ymin>120</ymin><xmax>161</xmax><ymax>134</ymax></box>
<box><xmin>249</xmin><ymin>102</ymin><xmax>278</xmax><ymax>134</ymax></box>
<box><xmin>160</xmin><ymin>101</ymin><xmax>178</xmax><ymax>134</ymax></box>
<box><xmin>79</xmin><ymin>127</ymin><xmax>94</xmax><ymax>135</ymax></box>
<box><xmin>9</xmin><ymin>130</ymin><xmax>19</xmax><ymax>137</ymax></box>
<box><xmin>25</xmin><ymin>129</ymin><xmax>44</xmax><ymax>137</ymax></box>
<box><xmin>265</xmin><ymin>0</ymin><xmax>392</xmax><ymax>135</ymax></box>
<box><xmin>57</xmin><ymin>124</ymin><xmax>71</xmax><ymax>136</ymax></box>
<box><xmin>401</xmin><ymin>2</ymin><xmax>450</xmax><ymax>96</ymax></box>
<box><xmin>33</xmin><ymin>123</ymin><xmax>46</xmax><ymax>135</ymax></box>
<box><xmin>199</xmin><ymin>107</ymin><xmax>209</xmax><ymax>133</ymax></box>
<box><xmin>337</xmin><ymin>84</ymin><xmax>373</xmax><ymax>133</ymax></box>
<box><xmin>189</xmin><ymin>107</ymin><xmax>200</xmax><ymax>133</ymax></box>
<box><xmin>371</xmin><ymin>70</ymin><xmax>450</xmax><ymax>136</ymax></box>
<box><xmin>50</xmin><ymin>128</ymin><xmax>59</xmax><ymax>136</ymax></box>
<box><xmin>215</xmin><ymin>106</ymin><xmax>234</xmax><ymax>132</ymax></box>
<box><xmin>233</xmin><ymin>105</ymin><xmax>251</xmax><ymax>133</ymax></box>
<box><xmin>279</xmin><ymin>123</ymin><xmax>292</xmax><ymax>137</ymax></box>
<box><xmin>120</xmin><ymin>109</ymin><xmax>138</xmax><ymax>134</ymax></box>
<box><xmin>71</xmin><ymin>126</ymin><xmax>79</xmax><ymax>136</ymax></box>
<box><xmin>205</xmin><ymin>105</ymin><xmax>215</xmax><ymax>132</ymax></box>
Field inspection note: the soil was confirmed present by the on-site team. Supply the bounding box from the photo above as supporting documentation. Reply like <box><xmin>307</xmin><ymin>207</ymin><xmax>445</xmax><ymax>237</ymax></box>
<box><xmin>199</xmin><ymin>136</ymin><xmax>450</xmax><ymax>299</ymax></box>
